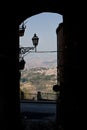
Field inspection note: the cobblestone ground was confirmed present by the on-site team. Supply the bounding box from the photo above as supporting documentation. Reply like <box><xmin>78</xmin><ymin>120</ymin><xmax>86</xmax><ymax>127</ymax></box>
<box><xmin>21</xmin><ymin>119</ymin><xmax>56</xmax><ymax>130</ymax></box>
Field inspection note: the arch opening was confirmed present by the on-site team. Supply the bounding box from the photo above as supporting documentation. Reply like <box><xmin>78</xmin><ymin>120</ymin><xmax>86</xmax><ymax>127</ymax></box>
<box><xmin>19</xmin><ymin>12</ymin><xmax>63</xmax><ymax>130</ymax></box>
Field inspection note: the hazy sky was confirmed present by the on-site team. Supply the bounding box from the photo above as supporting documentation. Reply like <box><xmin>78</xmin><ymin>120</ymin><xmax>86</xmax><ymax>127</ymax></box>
<box><xmin>20</xmin><ymin>12</ymin><xmax>63</xmax><ymax>50</ymax></box>
<box><xmin>19</xmin><ymin>12</ymin><xmax>63</xmax><ymax>68</ymax></box>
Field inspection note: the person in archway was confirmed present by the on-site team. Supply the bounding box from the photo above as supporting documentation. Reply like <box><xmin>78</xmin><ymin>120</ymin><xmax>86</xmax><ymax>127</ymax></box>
<box><xmin>20</xmin><ymin>90</ymin><xmax>24</xmax><ymax>100</ymax></box>
<box><xmin>37</xmin><ymin>91</ymin><xmax>42</xmax><ymax>100</ymax></box>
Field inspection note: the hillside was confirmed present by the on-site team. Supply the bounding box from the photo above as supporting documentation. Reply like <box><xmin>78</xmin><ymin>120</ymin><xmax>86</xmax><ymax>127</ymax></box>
<box><xmin>20</xmin><ymin>67</ymin><xmax>58</xmax><ymax>99</ymax></box>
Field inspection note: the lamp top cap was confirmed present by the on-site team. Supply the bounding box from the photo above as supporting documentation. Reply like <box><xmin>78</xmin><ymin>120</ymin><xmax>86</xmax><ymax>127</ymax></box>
<box><xmin>32</xmin><ymin>33</ymin><xmax>39</xmax><ymax>40</ymax></box>
<box><xmin>34</xmin><ymin>33</ymin><xmax>36</xmax><ymax>36</ymax></box>
<box><xmin>34</xmin><ymin>33</ymin><xmax>38</xmax><ymax>38</ymax></box>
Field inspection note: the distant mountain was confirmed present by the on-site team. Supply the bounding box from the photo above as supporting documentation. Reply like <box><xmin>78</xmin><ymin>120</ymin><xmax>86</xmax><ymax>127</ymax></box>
<box><xmin>20</xmin><ymin>67</ymin><xmax>58</xmax><ymax>95</ymax></box>
<box><xmin>24</xmin><ymin>54</ymin><xmax>57</xmax><ymax>69</ymax></box>
<box><xmin>42</xmin><ymin>59</ymin><xmax>57</xmax><ymax>67</ymax></box>
<box><xmin>20</xmin><ymin>53</ymin><xmax>58</xmax><ymax>100</ymax></box>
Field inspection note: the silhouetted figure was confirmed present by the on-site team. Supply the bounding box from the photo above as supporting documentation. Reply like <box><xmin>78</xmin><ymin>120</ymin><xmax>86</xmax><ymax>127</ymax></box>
<box><xmin>19</xmin><ymin>58</ymin><xmax>26</xmax><ymax>70</ymax></box>
<box><xmin>20</xmin><ymin>91</ymin><xmax>24</xmax><ymax>100</ymax></box>
<box><xmin>37</xmin><ymin>91</ymin><xmax>42</xmax><ymax>100</ymax></box>
<box><xmin>32</xmin><ymin>97</ymin><xmax>35</xmax><ymax>100</ymax></box>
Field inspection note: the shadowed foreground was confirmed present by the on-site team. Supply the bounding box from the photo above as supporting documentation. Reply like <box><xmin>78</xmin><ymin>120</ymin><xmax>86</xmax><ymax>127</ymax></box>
<box><xmin>21</xmin><ymin>118</ymin><xmax>57</xmax><ymax>130</ymax></box>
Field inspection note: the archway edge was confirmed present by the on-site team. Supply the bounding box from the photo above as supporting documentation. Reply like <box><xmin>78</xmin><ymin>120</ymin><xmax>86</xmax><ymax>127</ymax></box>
<box><xmin>18</xmin><ymin>1</ymin><xmax>64</xmax><ymax>25</ymax></box>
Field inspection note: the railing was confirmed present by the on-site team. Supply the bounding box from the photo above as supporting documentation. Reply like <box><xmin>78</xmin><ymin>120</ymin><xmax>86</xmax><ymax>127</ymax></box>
<box><xmin>20</xmin><ymin>92</ymin><xmax>58</xmax><ymax>101</ymax></box>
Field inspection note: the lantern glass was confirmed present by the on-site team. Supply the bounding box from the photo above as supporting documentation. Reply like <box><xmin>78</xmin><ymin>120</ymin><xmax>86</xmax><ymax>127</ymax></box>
<box><xmin>32</xmin><ymin>33</ymin><xmax>39</xmax><ymax>47</ymax></box>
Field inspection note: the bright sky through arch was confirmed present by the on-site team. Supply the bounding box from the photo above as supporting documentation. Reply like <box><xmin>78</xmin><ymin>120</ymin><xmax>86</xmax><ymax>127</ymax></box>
<box><xmin>19</xmin><ymin>12</ymin><xmax>63</xmax><ymax>69</ymax></box>
<box><xmin>20</xmin><ymin>12</ymin><xmax>63</xmax><ymax>51</ymax></box>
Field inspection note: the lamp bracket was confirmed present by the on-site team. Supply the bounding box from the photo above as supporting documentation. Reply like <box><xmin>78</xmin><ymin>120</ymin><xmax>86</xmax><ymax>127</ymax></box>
<box><xmin>19</xmin><ymin>47</ymin><xmax>35</xmax><ymax>55</ymax></box>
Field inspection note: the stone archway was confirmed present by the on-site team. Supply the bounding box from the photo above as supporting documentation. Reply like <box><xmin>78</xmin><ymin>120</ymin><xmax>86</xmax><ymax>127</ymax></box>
<box><xmin>19</xmin><ymin>12</ymin><xmax>63</xmax><ymax>130</ymax></box>
<box><xmin>17</xmin><ymin>5</ymin><xmax>86</xmax><ymax>129</ymax></box>
<box><xmin>0</xmin><ymin>1</ymin><xmax>86</xmax><ymax>130</ymax></box>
